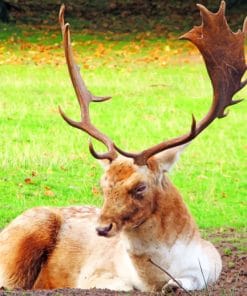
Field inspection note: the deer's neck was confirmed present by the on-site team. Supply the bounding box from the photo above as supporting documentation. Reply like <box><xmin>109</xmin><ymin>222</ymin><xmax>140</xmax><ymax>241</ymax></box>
<box><xmin>120</xmin><ymin>178</ymin><xmax>199</xmax><ymax>291</ymax></box>
<box><xmin>123</xmin><ymin>177</ymin><xmax>198</xmax><ymax>253</ymax></box>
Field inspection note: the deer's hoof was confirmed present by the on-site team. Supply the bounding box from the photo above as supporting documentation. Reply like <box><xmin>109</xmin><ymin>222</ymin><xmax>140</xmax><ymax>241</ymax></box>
<box><xmin>162</xmin><ymin>279</ymin><xmax>183</xmax><ymax>294</ymax></box>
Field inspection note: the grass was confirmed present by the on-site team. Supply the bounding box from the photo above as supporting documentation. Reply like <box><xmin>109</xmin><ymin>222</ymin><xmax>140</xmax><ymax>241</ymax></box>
<box><xmin>0</xmin><ymin>23</ymin><xmax>246</xmax><ymax>229</ymax></box>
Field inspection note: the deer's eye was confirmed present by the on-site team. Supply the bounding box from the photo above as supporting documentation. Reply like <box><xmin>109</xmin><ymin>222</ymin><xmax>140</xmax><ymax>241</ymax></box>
<box><xmin>131</xmin><ymin>183</ymin><xmax>147</xmax><ymax>199</ymax></box>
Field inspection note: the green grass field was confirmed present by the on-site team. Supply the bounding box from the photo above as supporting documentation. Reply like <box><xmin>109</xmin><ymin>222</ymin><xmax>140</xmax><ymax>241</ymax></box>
<box><xmin>0</xmin><ymin>23</ymin><xmax>246</xmax><ymax>229</ymax></box>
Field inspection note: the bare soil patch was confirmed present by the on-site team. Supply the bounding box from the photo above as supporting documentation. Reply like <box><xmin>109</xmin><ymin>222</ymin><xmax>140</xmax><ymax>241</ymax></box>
<box><xmin>1</xmin><ymin>229</ymin><xmax>246</xmax><ymax>296</ymax></box>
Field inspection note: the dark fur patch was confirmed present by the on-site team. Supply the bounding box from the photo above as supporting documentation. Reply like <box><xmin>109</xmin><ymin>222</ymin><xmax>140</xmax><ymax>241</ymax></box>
<box><xmin>9</xmin><ymin>210</ymin><xmax>62</xmax><ymax>289</ymax></box>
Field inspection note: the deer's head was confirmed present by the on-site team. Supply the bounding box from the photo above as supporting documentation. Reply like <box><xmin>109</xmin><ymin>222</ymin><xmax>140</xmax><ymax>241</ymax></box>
<box><xmin>96</xmin><ymin>146</ymin><xmax>187</xmax><ymax>237</ymax></box>
<box><xmin>59</xmin><ymin>1</ymin><xmax>246</xmax><ymax>237</ymax></box>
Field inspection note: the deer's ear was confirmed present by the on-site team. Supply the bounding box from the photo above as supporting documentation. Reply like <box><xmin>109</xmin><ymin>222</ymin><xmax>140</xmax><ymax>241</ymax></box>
<box><xmin>149</xmin><ymin>144</ymin><xmax>188</xmax><ymax>173</ymax></box>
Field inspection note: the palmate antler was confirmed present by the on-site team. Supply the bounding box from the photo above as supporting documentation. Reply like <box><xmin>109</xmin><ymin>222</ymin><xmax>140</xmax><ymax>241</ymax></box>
<box><xmin>59</xmin><ymin>1</ymin><xmax>246</xmax><ymax>165</ymax></box>
<box><xmin>114</xmin><ymin>1</ymin><xmax>246</xmax><ymax>165</ymax></box>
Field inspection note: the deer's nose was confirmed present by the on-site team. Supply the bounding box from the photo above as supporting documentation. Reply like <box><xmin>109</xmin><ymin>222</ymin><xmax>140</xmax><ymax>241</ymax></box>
<box><xmin>96</xmin><ymin>223</ymin><xmax>113</xmax><ymax>236</ymax></box>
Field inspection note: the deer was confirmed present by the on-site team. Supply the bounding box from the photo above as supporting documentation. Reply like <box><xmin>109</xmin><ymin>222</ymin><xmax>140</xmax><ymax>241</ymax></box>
<box><xmin>0</xmin><ymin>1</ymin><xmax>246</xmax><ymax>293</ymax></box>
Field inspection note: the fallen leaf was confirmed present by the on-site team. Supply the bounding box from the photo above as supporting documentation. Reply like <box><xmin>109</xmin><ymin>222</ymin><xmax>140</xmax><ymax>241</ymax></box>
<box><xmin>44</xmin><ymin>188</ymin><xmax>55</xmax><ymax>197</ymax></box>
<box><xmin>24</xmin><ymin>178</ymin><xmax>32</xmax><ymax>184</ymax></box>
<box><xmin>92</xmin><ymin>187</ymin><xmax>101</xmax><ymax>196</ymax></box>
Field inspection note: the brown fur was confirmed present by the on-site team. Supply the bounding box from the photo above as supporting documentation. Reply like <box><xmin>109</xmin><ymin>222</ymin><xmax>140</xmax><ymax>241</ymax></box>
<box><xmin>0</xmin><ymin>208</ymin><xmax>62</xmax><ymax>289</ymax></box>
<box><xmin>0</xmin><ymin>156</ymin><xmax>221</xmax><ymax>291</ymax></box>
<box><xmin>106</xmin><ymin>161</ymin><xmax>135</xmax><ymax>183</ymax></box>
<box><xmin>0</xmin><ymin>1</ymin><xmax>237</xmax><ymax>290</ymax></box>
<box><xmin>33</xmin><ymin>238</ymin><xmax>81</xmax><ymax>289</ymax></box>
<box><xmin>129</xmin><ymin>253</ymin><xmax>167</xmax><ymax>291</ymax></box>
<box><xmin>99</xmin><ymin>158</ymin><xmax>197</xmax><ymax>241</ymax></box>
<box><xmin>155</xmin><ymin>180</ymin><xmax>197</xmax><ymax>244</ymax></box>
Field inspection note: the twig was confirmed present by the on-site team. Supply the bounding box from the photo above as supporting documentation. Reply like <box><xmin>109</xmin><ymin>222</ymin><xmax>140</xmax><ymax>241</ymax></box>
<box><xmin>148</xmin><ymin>258</ymin><xmax>193</xmax><ymax>296</ymax></box>
<box><xmin>198</xmin><ymin>259</ymin><xmax>210</xmax><ymax>296</ymax></box>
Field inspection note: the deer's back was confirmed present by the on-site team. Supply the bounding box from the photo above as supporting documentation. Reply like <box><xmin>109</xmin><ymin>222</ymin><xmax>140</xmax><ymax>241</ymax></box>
<box><xmin>0</xmin><ymin>206</ymin><xmax>145</xmax><ymax>290</ymax></box>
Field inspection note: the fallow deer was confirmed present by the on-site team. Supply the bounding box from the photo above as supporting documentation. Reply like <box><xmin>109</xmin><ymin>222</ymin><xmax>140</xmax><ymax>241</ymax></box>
<box><xmin>0</xmin><ymin>1</ymin><xmax>246</xmax><ymax>293</ymax></box>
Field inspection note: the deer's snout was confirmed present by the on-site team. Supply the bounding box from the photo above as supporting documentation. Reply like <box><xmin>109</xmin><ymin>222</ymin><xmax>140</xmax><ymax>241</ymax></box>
<box><xmin>96</xmin><ymin>223</ymin><xmax>113</xmax><ymax>237</ymax></box>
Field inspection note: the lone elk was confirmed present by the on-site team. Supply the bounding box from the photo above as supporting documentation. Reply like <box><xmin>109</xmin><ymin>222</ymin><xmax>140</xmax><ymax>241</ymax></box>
<box><xmin>0</xmin><ymin>1</ymin><xmax>246</xmax><ymax>293</ymax></box>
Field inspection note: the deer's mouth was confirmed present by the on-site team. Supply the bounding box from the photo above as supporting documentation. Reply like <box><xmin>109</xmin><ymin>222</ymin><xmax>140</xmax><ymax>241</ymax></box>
<box><xmin>96</xmin><ymin>222</ymin><xmax>118</xmax><ymax>237</ymax></box>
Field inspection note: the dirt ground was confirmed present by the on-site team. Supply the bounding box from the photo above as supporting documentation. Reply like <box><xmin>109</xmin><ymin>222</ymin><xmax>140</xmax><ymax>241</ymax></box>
<box><xmin>0</xmin><ymin>229</ymin><xmax>246</xmax><ymax>296</ymax></box>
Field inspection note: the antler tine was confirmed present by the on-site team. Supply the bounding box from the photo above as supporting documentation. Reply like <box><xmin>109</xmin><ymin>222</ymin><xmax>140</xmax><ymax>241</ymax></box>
<box><xmin>58</xmin><ymin>5</ymin><xmax>117</xmax><ymax>161</ymax></box>
<box><xmin>114</xmin><ymin>0</ymin><xmax>246</xmax><ymax>166</ymax></box>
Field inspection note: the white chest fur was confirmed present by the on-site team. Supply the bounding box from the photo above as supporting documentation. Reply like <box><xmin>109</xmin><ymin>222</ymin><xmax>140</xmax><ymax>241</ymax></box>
<box><xmin>122</xmin><ymin>233</ymin><xmax>221</xmax><ymax>291</ymax></box>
